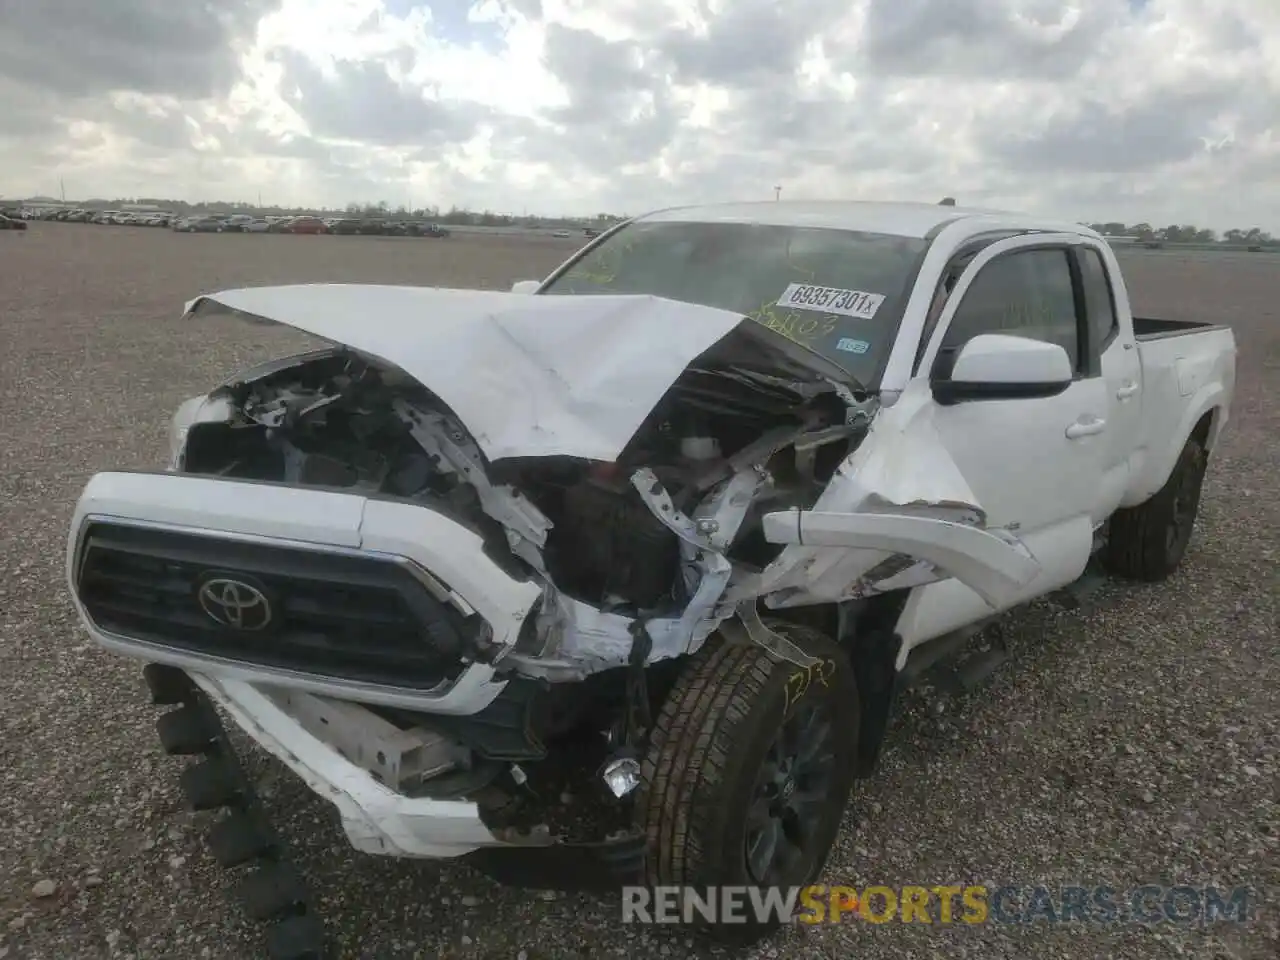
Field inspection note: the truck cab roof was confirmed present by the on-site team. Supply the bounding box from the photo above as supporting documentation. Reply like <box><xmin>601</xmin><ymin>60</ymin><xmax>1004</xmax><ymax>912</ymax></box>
<box><xmin>639</xmin><ymin>200</ymin><xmax>1098</xmax><ymax>242</ymax></box>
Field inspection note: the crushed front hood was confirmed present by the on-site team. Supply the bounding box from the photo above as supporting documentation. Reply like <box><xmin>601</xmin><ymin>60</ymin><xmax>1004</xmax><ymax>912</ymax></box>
<box><xmin>185</xmin><ymin>284</ymin><xmax>747</xmax><ymax>462</ymax></box>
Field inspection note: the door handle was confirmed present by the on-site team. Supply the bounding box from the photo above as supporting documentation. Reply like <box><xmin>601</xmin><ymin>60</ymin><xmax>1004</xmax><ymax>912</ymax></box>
<box><xmin>1065</xmin><ymin>416</ymin><xmax>1107</xmax><ymax>439</ymax></box>
<box><xmin>1116</xmin><ymin>382</ymin><xmax>1139</xmax><ymax>399</ymax></box>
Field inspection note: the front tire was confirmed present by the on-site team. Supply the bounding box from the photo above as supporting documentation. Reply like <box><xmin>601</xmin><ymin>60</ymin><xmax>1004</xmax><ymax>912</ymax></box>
<box><xmin>1103</xmin><ymin>435</ymin><xmax>1208</xmax><ymax>581</ymax></box>
<box><xmin>637</xmin><ymin>621</ymin><xmax>859</xmax><ymax>942</ymax></box>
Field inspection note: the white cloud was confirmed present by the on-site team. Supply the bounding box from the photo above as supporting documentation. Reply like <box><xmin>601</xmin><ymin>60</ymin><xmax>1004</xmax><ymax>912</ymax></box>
<box><xmin>0</xmin><ymin>0</ymin><xmax>1276</xmax><ymax>230</ymax></box>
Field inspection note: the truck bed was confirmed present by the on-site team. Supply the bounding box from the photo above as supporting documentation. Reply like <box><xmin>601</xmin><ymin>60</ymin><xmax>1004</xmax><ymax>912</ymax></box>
<box><xmin>1126</xmin><ymin>317</ymin><xmax>1235</xmax><ymax>504</ymax></box>
<box><xmin>1133</xmin><ymin>316</ymin><xmax>1229</xmax><ymax>340</ymax></box>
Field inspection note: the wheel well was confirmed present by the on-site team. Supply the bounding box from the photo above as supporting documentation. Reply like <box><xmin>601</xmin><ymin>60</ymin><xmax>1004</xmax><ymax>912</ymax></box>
<box><xmin>774</xmin><ymin>592</ymin><xmax>910</xmax><ymax>778</ymax></box>
<box><xmin>1191</xmin><ymin>408</ymin><xmax>1216</xmax><ymax>450</ymax></box>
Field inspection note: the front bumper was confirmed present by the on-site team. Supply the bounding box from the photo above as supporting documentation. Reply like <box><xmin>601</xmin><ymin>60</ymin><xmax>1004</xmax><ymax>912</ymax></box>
<box><xmin>186</xmin><ymin>670</ymin><xmax>646</xmax><ymax>883</ymax></box>
<box><xmin>197</xmin><ymin>672</ymin><xmax>498</xmax><ymax>857</ymax></box>
<box><xmin>66</xmin><ymin>470</ymin><xmax>542</xmax><ymax>715</ymax></box>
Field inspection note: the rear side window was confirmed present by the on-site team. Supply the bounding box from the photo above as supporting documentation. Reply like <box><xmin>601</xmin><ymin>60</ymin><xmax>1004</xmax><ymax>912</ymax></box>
<box><xmin>939</xmin><ymin>248</ymin><xmax>1082</xmax><ymax>372</ymax></box>
<box><xmin>1079</xmin><ymin>247</ymin><xmax>1118</xmax><ymax>351</ymax></box>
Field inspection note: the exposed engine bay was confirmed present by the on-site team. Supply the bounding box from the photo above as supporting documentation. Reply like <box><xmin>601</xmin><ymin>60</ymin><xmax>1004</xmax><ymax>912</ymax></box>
<box><xmin>179</xmin><ymin>335</ymin><xmax>877</xmax><ymax>680</ymax></box>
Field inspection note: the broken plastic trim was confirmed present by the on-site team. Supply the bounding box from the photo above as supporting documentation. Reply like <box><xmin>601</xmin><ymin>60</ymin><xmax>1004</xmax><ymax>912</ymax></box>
<box><xmin>734</xmin><ymin>600</ymin><xmax>818</xmax><ymax>668</ymax></box>
<box><xmin>761</xmin><ymin>509</ymin><xmax>1041</xmax><ymax>608</ymax></box>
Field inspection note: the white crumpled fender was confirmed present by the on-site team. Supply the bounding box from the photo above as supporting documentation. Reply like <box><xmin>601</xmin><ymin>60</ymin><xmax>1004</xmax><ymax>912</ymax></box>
<box><xmin>750</xmin><ymin>381</ymin><xmax>1043</xmax><ymax>610</ymax></box>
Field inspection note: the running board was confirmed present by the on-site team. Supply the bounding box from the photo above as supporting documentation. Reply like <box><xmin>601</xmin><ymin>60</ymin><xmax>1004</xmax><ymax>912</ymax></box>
<box><xmin>1055</xmin><ymin>562</ymin><xmax>1110</xmax><ymax>610</ymax></box>
<box><xmin>898</xmin><ymin>622</ymin><xmax>991</xmax><ymax>686</ymax></box>
<box><xmin>899</xmin><ymin>620</ymin><xmax>1009</xmax><ymax>696</ymax></box>
<box><xmin>932</xmin><ymin>643</ymin><xmax>1010</xmax><ymax>696</ymax></box>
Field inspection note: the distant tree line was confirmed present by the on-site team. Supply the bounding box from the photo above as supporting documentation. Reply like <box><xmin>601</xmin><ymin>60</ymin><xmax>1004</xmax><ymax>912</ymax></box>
<box><xmin>1086</xmin><ymin>222</ymin><xmax>1277</xmax><ymax>248</ymax></box>
<box><xmin>27</xmin><ymin>196</ymin><xmax>629</xmax><ymax>229</ymax></box>
<box><xmin>339</xmin><ymin>200</ymin><xmax>627</xmax><ymax>228</ymax></box>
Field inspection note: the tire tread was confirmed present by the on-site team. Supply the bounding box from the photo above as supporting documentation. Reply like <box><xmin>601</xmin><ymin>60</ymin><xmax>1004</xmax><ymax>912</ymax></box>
<box><xmin>639</xmin><ymin>623</ymin><xmax>843</xmax><ymax>887</ymax></box>
<box><xmin>1104</xmin><ymin>437</ymin><xmax>1206</xmax><ymax>581</ymax></box>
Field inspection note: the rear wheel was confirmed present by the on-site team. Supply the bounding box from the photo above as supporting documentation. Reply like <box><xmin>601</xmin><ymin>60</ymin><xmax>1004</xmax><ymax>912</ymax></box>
<box><xmin>1103</xmin><ymin>435</ymin><xmax>1208</xmax><ymax>581</ymax></box>
<box><xmin>637</xmin><ymin>622</ymin><xmax>859</xmax><ymax>942</ymax></box>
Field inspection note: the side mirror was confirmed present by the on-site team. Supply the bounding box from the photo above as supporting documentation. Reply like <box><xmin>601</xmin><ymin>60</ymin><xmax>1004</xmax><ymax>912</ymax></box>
<box><xmin>932</xmin><ymin>333</ymin><xmax>1073</xmax><ymax>405</ymax></box>
<box><xmin>510</xmin><ymin>280</ymin><xmax>541</xmax><ymax>294</ymax></box>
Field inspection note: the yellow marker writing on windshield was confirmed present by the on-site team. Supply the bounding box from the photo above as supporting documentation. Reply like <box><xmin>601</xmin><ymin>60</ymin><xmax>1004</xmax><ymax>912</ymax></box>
<box><xmin>749</xmin><ymin>295</ymin><xmax>837</xmax><ymax>343</ymax></box>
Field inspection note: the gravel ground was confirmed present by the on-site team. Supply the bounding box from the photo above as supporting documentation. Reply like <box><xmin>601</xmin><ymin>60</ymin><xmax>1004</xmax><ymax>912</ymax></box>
<box><xmin>0</xmin><ymin>224</ymin><xmax>1275</xmax><ymax>960</ymax></box>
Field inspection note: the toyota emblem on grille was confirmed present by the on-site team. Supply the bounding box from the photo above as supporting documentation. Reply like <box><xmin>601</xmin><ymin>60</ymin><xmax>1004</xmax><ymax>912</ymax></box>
<box><xmin>197</xmin><ymin>577</ymin><xmax>273</xmax><ymax>631</ymax></box>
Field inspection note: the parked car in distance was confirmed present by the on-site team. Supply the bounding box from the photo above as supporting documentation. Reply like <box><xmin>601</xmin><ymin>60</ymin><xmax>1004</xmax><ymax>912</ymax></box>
<box><xmin>267</xmin><ymin>217</ymin><xmax>298</xmax><ymax>233</ymax></box>
<box><xmin>181</xmin><ymin>217</ymin><xmax>227</xmax><ymax>233</ymax></box>
<box><xmin>0</xmin><ymin>214</ymin><xmax>27</xmax><ymax>230</ymax></box>
<box><xmin>551</xmin><ymin>229</ymin><xmax>571</xmax><ymax>238</ymax></box>
<box><xmin>243</xmin><ymin>219</ymin><xmax>271</xmax><ymax>233</ymax></box>
<box><xmin>288</xmin><ymin>216</ymin><xmax>329</xmax><ymax>235</ymax></box>
<box><xmin>419</xmin><ymin>222</ymin><xmax>450</xmax><ymax>238</ymax></box>
<box><xmin>220</xmin><ymin>215</ymin><xmax>255</xmax><ymax>233</ymax></box>
<box><xmin>327</xmin><ymin>218</ymin><xmax>363</xmax><ymax>235</ymax></box>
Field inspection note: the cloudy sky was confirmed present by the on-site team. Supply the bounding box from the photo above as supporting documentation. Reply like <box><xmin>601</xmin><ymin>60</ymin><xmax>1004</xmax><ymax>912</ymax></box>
<box><xmin>1</xmin><ymin>0</ymin><xmax>1276</xmax><ymax>229</ymax></box>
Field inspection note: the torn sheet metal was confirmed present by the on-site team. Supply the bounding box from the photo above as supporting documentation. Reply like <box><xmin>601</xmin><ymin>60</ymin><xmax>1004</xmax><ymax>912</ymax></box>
<box><xmin>750</xmin><ymin>381</ymin><xmax>1042</xmax><ymax>610</ymax></box>
<box><xmin>393</xmin><ymin>399</ymin><xmax>552</xmax><ymax>561</ymax></box>
<box><xmin>184</xmin><ymin>284</ymin><xmax>749</xmax><ymax>463</ymax></box>
<box><xmin>505</xmin><ymin>467</ymin><xmax>767</xmax><ymax>682</ymax></box>
<box><xmin>506</xmin><ymin>583</ymin><xmax>732</xmax><ymax>682</ymax></box>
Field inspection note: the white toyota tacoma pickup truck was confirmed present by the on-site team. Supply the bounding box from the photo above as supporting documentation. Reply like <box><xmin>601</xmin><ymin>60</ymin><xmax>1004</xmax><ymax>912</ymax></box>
<box><xmin>66</xmin><ymin>201</ymin><xmax>1236</xmax><ymax>956</ymax></box>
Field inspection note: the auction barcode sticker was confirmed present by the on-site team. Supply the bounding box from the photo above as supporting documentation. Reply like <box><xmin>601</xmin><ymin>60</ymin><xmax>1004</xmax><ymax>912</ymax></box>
<box><xmin>776</xmin><ymin>283</ymin><xmax>885</xmax><ymax>320</ymax></box>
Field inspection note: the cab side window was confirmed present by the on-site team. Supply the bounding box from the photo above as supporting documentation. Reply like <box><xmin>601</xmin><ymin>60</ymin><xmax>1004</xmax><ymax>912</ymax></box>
<box><xmin>936</xmin><ymin>248</ymin><xmax>1082</xmax><ymax>374</ymax></box>
<box><xmin>1078</xmin><ymin>247</ymin><xmax>1118</xmax><ymax>352</ymax></box>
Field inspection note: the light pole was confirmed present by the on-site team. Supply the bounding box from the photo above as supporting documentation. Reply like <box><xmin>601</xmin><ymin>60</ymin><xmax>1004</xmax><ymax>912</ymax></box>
<box><xmin>774</xmin><ymin>186</ymin><xmax>781</xmax><ymax>201</ymax></box>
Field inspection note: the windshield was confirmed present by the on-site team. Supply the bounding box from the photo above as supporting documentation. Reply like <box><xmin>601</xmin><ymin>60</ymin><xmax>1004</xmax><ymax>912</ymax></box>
<box><xmin>539</xmin><ymin>219</ymin><xmax>928</xmax><ymax>386</ymax></box>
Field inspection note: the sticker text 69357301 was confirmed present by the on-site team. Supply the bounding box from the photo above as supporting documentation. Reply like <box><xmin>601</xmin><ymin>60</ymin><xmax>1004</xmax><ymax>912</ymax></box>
<box><xmin>777</xmin><ymin>283</ymin><xmax>885</xmax><ymax>320</ymax></box>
